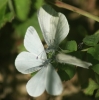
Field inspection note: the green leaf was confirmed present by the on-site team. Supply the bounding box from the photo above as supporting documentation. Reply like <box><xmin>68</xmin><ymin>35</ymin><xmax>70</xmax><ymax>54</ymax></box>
<box><xmin>0</xmin><ymin>5</ymin><xmax>6</xmax><ymax>28</ymax></box>
<box><xmin>83</xmin><ymin>79</ymin><xmax>99</xmax><ymax>95</ymax></box>
<box><xmin>0</xmin><ymin>0</ymin><xmax>14</xmax><ymax>28</ymax></box>
<box><xmin>95</xmin><ymin>30</ymin><xmax>99</xmax><ymax>34</ymax></box>
<box><xmin>95</xmin><ymin>89</ymin><xmax>99</xmax><ymax>99</ymax></box>
<box><xmin>58</xmin><ymin>64</ymin><xmax>76</xmax><ymax>79</ymax></box>
<box><xmin>83</xmin><ymin>31</ymin><xmax>99</xmax><ymax>46</ymax></box>
<box><xmin>92</xmin><ymin>64</ymin><xmax>99</xmax><ymax>74</ymax></box>
<box><xmin>14</xmin><ymin>13</ymin><xmax>43</xmax><ymax>39</ymax></box>
<box><xmin>64</xmin><ymin>65</ymin><xmax>76</xmax><ymax>79</ymax></box>
<box><xmin>0</xmin><ymin>0</ymin><xmax>8</xmax><ymax>10</ymax></box>
<box><xmin>3</xmin><ymin>12</ymin><xmax>14</xmax><ymax>22</ymax></box>
<box><xmin>34</xmin><ymin>0</ymin><xmax>44</xmax><ymax>9</ymax></box>
<box><xmin>0</xmin><ymin>12</ymin><xmax>14</xmax><ymax>28</ymax></box>
<box><xmin>14</xmin><ymin>0</ymin><xmax>31</xmax><ymax>21</ymax></box>
<box><xmin>58</xmin><ymin>69</ymin><xmax>69</xmax><ymax>81</ymax></box>
<box><xmin>65</xmin><ymin>40</ymin><xmax>77</xmax><ymax>52</ymax></box>
<box><xmin>87</xmin><ymin>44</ymin><xmax>99</xmax><ymax>60</ymax></box>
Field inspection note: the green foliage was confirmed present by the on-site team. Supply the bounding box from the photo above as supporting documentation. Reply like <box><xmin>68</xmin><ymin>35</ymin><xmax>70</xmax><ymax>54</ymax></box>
<box><xmin>92</xmin><ymin>64</ymin><xmax>99</xmax><ymax>74</ymax></box>
<box><xmin>83</xmin><ymin>79</ymin><xmax>99</xmax><ymax>95</ymax></box>
<box><xmin>64</xmin><ymin>65</ymin><xmax>76</xmax><ymax>79</ymax></box>
<box><xmin>58</xmin><ymin>69</ymin><xmax>69</xmax><ymax>81</ymax></box>
<box><xmin>1</xmin><ymin>12</ymin><xmax>14</xmax><ymax>27</ymax></box>
<box><xmin>0</xmin><ymin>0</ymin><xmax>14</xmax><ymax>28</ymax></box>
<box><xmin>35</xmin><ymin>0</ymin><xmax>44</xmax><ymax>9</ymax></box>
<box><xmin>87</xmin><ymin>44</ymin><xmax>99</xmax><ymax>60</ymax></box>
<box><xmin>83</xmin><ymin>30</ymin><xmax>99</xmax><ymax>46</ymax></box>
<box><xmin>65</xmin><ymin>40</ymin><xmax>77</xmax><ymax>52</ymax></box>
<box><xmin>14</xmin><ymin>0</ymin><xmax>31</xmax><ymax>21</ymax></box>
<box><xmin>95</xmin><ymin>74</ymin><xmax>99</xmax><ymax>84</ymax></box>
<box><xmin>0</xmin><ymin>5</ymin><xmax>6</xmax><ymax>27</ymax></box>
<box><xmin>57</xmin><ymin>64</ymin><xmax>76</xmax><ymax>80</ymax></box>
<box><xmin>95</xmin><ymin>89</ymin><xmax>99</xmax><ymax>99</ymax></box>
<box><xmin>0</xmin><ymin>0</ymin><xmax>8</xmax><ymax>9</ymax></box>
<box><xmin>14</xmin><ymin>13</ymin><xmax>43</xmax><ymax>39</ymax></box>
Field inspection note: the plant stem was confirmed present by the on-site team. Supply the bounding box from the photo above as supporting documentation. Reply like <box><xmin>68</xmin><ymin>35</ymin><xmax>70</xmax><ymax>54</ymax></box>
<box><xmin>8</xmin><ymin>0</ymin><xmax>15</xmax><ymax>13</ymax></box>
<box><xmin>48</xmin><ymin>0</ymin><xmax>99</xmax><ymax>22</ymax></box>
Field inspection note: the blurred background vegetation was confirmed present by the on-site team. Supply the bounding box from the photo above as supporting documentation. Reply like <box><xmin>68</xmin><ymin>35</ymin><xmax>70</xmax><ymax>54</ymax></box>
<box><xmin>0</xmin><ymin>0</ymin><xmax>99</xmax><ymax>100</ymax></box>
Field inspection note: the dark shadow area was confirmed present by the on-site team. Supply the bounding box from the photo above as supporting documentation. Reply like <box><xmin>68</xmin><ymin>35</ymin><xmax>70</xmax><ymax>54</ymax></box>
<box><xmin>63</xmin><ymin>92</ymin><xmax>93</xmax><ymax>100</ymax></box>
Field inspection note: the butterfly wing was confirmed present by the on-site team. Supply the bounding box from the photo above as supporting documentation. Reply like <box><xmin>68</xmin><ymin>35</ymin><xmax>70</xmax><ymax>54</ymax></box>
<box><xmin>46</xmin><ymin>64</ymin><xmax>63</xmax><ymax>95</ymax></box>
<box><xmin>56</xmin><ymin>53</ymin><xmax>92</xmax><ymax>68</ymax></box>
<box><xmin>26</xmin><ymin>67</ymin><xmax>46</xmax><ymax>97</ymax></box>
<box><xmin>15</xmin><ymin>52</ymin><xmax>43</xmax><ymax>74</ymax></box>
<box><xmin>15</xmin><ymin>26</ymin><xmax>47</xmax><ymax>74</ymax></box>
<box><xmin>24</xmin><ymin>26</ymin><xmax>47</xmax><ymax>59</ymax></box>
<box><xmin>38</xmin><ymin>5</ymin><xmax>69</xmax><ymax>48</ymax></box>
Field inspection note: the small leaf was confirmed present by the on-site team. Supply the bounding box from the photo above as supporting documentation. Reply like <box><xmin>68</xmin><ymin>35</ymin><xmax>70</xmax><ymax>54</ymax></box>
<box><xmin>57</xmin><ymin>63</ymin><xmax>76</xmax><ymax>79</ymax></box>
<box><xmin>64</xmin><ymin>65</ymin><xmax>76</xmax><ymax>79</ymax></box>
<box><xmin>58</xmin><ymin>69</ymin><xmax>69</xmax><ymax>81</ymax></box>
<box><xmin>3</xmin><ymin>12</ymin><xmax>14</xmax><ymax>22</ymax></box>
<box><xmin>59</xmin><ymin>64</ymin><xmax>76</xmax><ymax>79</ymax></box>
<box><xmin>83</xmin><ymin>31</ymin><xmax>99</xmax><ymax>46</ymax></box>
<box><xmin>92</xmin><ymin>64</ymin><xmax>99</xmax><ymax>74</ymax></box>
<box><xmin>83</xmin><ymin>79</ymin><xmax>99</xmax><ymax>95</ymax></box>
<box><xmin>87</xmin><ymin>44</ymin><xmax>99</xmax><ymax>60</ymax></box>
<box><xmin>34</xmin><ymin>0</ymin><xmax>44</xmax><ymax>9</ymax></box>
<box><xmin>0</xmin><ymin>0</ymin><xmax>14</xmax><ymax>28</ymax></box>
<box><xmin>65</xmin><ymin>40</ymin><xmax>77</xmax><ymax>52</ymax></box>
<box><xmin>0</xmin><ymin>12</ymin><xmax>14</xmax><ymax>28</ymax></box>
<box><xmin>14</xmin><ymin>0</ymin><xmax>31</xmax><ymax>21</ymax></box>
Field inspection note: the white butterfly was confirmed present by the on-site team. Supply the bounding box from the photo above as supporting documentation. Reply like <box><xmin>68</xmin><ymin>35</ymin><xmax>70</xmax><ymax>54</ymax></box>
<box><xmin>15</xmin><ymin>26</ymin><xmax>63</xmax><ymax>97</ymax></box>
<box><xmin>38</xmin><ymin>5</ymin><xmax>69</xmax><ymax>51</ymax></box>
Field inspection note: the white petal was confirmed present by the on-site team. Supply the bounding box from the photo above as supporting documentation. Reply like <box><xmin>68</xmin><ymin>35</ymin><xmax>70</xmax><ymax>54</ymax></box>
<box><xmin>46</xmin><ymin>64</ymin><xmax>63</xmax><ymax>95</ymax></box>
<box><xmin>38</xmin><ymin>5</ymin><xmax>69</xmax><ymax>48</ymax></box>
<box><xmin>24</xmin><ymin>26</ymin><xmax>47</xmax><ymax>59</ymax></box>
<box><xmin>56</xmin><ymin>53</ymin><xmax>92</xmax><ymax>68</ymax></box>
<box><xmin>15</xmin><ymin>51</ymin><xmax>44</xmax><ymax>74</ymax></box>
<box><xmin>26</xmin><ymin>67</ymin><xmax>46</xmax><ymax>97</ymax></box>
